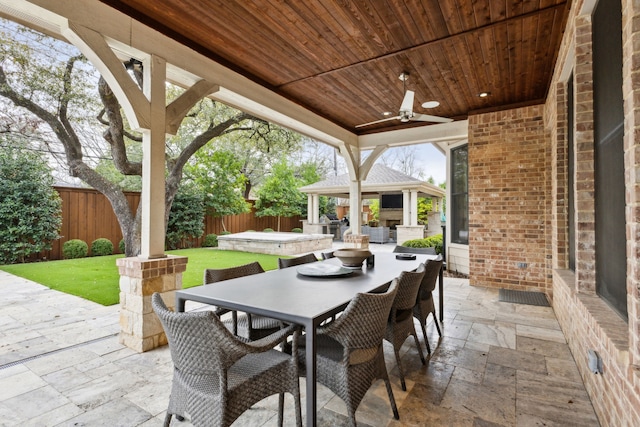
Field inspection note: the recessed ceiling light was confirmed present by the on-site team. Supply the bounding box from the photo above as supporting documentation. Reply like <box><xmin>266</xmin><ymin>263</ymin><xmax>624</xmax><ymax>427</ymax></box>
<box><xmin>382</xmin><ymin>111</ymin><xmax>393</xmax><ymax>116</ymax></box>
<box><xmin>478</xmin><ymin>92</ymin><xmax>490</xmax><ymax>98</ymax></box>
<box><xmin>421</xmin><ymin>100</ymin><xmax>440</xmax><ymax>108</ymax></box>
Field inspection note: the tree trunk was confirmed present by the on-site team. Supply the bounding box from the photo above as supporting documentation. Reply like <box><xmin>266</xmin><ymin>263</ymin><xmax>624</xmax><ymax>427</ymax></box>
<box><xmin>0</xmin><ymin>59</ymin><xmax>252</xmax><ymax>258</ymax></box>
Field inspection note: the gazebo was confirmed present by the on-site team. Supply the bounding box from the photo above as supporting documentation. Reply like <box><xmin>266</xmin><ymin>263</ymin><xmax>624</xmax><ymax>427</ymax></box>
<box><xmin>299</xmin><ymin>164</ymin><xmax>445</xmax><ymax>244</ymax></box>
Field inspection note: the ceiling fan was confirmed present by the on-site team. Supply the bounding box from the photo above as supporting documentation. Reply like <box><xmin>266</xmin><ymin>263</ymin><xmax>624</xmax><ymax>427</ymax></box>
<box><xmin>356</xmin><ymin>72</ymin><xmax>452</xmax><ymax>128</ymax></box>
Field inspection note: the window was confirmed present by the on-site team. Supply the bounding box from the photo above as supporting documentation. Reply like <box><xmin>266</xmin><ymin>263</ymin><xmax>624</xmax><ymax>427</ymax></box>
<box><xmin>567</xmin><ymin>73</ymin><xmax>575</xmax><ymax>271</ymax></box>
<box><xmin>450</xmin><ymin>145</ymin><xmax>468</xmax><ymax>244</ymax></box>
<box><xmin>593</xmin><ymin>0</ymin><xmax>627</xmax><ymax>319</ymax></box>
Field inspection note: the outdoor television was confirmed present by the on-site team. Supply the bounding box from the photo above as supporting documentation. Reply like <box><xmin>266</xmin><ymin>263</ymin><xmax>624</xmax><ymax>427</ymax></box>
<box><xmin>380</xmin><ymin>194</ymin><xmax>403</xmax><ymax>209</ymax></box>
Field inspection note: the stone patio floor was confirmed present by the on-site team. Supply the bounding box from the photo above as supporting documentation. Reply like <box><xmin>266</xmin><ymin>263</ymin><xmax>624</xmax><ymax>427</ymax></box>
<box><xmin>0</xmin><ymin>243</ymin><xmax>600</xmax><ymax>426</ymax></box>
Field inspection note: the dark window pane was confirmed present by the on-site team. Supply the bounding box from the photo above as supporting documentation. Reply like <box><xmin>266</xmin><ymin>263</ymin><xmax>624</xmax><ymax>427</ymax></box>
<box><xmin>593</xmin><ymin>0</ymin><xmax>627</xmax><ymax>320</ymax></box>
<box><xmin>451</xmin><ymin>145</ymin><xmax>468</xmax><ymax>245</ymax></box>
<box><xmin>568</xmin><ymin>73</ymin><xmax>575</xmax><ymax>271</ymax></box>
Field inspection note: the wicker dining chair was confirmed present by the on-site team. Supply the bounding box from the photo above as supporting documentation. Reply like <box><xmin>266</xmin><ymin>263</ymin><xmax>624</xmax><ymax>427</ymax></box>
<box><xmin>203</xmin><ymin>261</ymin><xmax>282</xmax><ymax>341</ymax></box>
<box><xmin>413</xmin><ymin>256</ymin><xmax>444</xmax><ymax>354</ymax></box>
<box><xmin>392</xmin><ymin>245</ymin><xmax>437</xmax><ymax>255</ymax></box>
<box><xmin>384</xmin><ymin>264</ymin><xmax>426</xmax><ymax>391</ymax></box>
<box><xmin>277</xmin><ymin>253</ymin><xmax>318</xmax><ymax>269</ymax></box>
<box><xmin>152</xmin><ymin>293</ymin><xmax>302</xmax><ymax>427</ymax></box>
<box><xmin>321</xmin><ymin>251</ymin><xmax>335</xmax><ymax>260</ymax></box>
<box><xmin>297</xmin><ymin>280</ymin><xmax>401</xmax><ymax>426</ymax></box>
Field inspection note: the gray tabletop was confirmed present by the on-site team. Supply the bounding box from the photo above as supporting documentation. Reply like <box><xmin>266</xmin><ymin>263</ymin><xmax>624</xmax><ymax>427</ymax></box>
<box><xmin>176</xmin><ymin>253</ymin><xmax>429</xmax><ymax>321</ymax></box>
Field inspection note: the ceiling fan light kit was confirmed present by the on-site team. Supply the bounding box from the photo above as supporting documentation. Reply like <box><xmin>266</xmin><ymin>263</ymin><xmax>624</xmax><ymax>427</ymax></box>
<box><xmin>356</xmin><ymin>71</ymin><xmax>452</xmax><ymax>128</ymax></box>
<box><xmin>421</xmin><ymin>100</ymin><xmax>440</xmax><ymax>108</ymax></box>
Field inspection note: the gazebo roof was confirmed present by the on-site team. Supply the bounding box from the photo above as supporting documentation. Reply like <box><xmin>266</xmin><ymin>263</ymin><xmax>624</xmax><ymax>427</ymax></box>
<box><xmin>299</xmin><ymin>164</ymin><xmax>445</xmax><ymax>199</ymax></box>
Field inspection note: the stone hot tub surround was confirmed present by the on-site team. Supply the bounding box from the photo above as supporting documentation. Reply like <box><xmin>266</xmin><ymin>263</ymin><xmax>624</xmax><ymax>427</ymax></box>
<box><xmin>217</xmin><ymin>231</ymin><xmax>333</xmax><ymax>255</ymax></box>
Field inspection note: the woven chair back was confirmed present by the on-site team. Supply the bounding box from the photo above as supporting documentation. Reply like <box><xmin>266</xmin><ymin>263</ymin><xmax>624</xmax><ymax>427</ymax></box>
<box><xmin>392</xmin><ymin>264</ymin><xmax>426</xmax><ymax>312</ymax></box>
<box><xmin>419</xmin><ymin>257</ymin><xmax>443</xmax><ymax>298</ymax></box>
<box><xmin>277</xmin><ymin>253</ymin><xmax>318</xmax><ymax>269</ymax></box>
<box><xmin>327</xmin><ymin>279</ymin><xmax>399</xmax><ymax>350</ymax></box>
<box><xmin>152</xmin><ymin>294</ymin><xmax>246</xmax><ymax>375</ymax></box>
<box><xmin>393</xmin><ymin>245</ymin><xmax>436</xmax><ymax>255</ymax></box>
<box><xmin>204</xmin><ymin>261</ymin><xmax>264</xmax><ymax>285</ymax></box>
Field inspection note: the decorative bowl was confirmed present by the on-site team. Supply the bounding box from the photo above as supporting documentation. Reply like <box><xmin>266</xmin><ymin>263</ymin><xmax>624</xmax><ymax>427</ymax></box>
<box><xmin>333</xmin><ymin>249</ymin><xmax>372</xmax><ymax>268</ymax></box>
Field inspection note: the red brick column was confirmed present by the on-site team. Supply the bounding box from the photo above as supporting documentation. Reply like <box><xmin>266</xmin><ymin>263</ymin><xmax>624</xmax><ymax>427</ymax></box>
<box><xmin>468</xmin><ymin>105</ymin><xmax>551</xmax><ymax>293</ymax></box>
<box><xmin>343</xmin><ymin>234</ymin><xmax>370</xmax><ymax>249</ymax></box>
<box><xmin>116</xmin><ymin>256</ymin><xmax>188</xmax><ymax>352</ymax></box>
<box><xmin>573</xmin><ymin>14</ymin><xmax>596</xmax><ymax>295</ymax></box>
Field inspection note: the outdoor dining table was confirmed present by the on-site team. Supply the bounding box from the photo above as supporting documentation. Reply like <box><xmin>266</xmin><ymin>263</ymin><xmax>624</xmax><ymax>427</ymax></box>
<box><xmin>175</xmin><ymin>252</ymin><xmax>436</xmax><ymax>427</ymax></box>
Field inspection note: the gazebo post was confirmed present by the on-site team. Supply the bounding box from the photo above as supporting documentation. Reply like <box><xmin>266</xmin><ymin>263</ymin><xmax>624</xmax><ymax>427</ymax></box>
<box><xmin>343</xmin><ymin>178</ymin><xmax>370</xmax><ymax>248</ymax></box>
<box><xmin>410</xmin><ymin>189</ymin><xmax>419</xmax><ymax>226</ymax></box>
<box><xmin>402</xmin><ymin>190</ymin><xmax>411</xmax><ymax>225</ymax></box>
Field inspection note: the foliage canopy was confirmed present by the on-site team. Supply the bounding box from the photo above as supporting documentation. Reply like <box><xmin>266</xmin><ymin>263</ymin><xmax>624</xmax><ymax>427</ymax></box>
<box><xmin>254</xmin><ymin>160</ymin><xmax>306</xmax><ymax>231</ymax></box>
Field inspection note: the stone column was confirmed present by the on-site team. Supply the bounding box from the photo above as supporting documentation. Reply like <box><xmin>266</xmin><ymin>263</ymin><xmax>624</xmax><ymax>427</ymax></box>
<box><xmin>396</xmin><ymin>226</ymin><xmax>424</xmax><ymax>244</ymax></box>
<box><xmin>307</xmin><ymin>195</ymin><xmax>313</xmax><ymax>223</ymax></box>
<box><xmin>343</xmin><ymin>233</ymin><xmax>370</xmax><ymax>249</ymax></box>
<box><xmin>116</xmin><ymin>255</ymin><xmax>187</xmax><ymax>352</ymax></box>
<box><xmin>426</xmin><ymin>211</ymin><xmax>442</xmax><ymax>236</ymax></box>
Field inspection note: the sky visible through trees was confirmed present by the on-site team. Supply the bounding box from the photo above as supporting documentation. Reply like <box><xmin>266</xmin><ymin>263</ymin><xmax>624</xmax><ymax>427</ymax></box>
<box><xmin>0</xmin><ymin>18</ymin><xmax>446</xmax><ymax>188</ymax></box>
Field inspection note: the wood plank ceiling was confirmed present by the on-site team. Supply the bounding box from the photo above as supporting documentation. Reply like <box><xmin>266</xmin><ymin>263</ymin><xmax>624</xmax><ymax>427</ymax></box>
<box><xmin>99</xmin><ymin>0</ymin><xmax>569</xmax><ymax>135</ymax></box>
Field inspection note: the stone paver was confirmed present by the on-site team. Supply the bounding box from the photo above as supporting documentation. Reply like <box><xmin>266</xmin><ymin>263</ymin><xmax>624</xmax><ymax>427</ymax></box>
<box><xmin>0</xmin><ymin>243</ymin><xmax>600</xmax><ymax>426</ymax></box>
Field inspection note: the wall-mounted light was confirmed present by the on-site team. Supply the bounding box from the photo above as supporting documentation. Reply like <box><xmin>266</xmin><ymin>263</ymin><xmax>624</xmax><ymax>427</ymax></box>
<box><xmin>124</xmin><ymin>58</ymin><xmax>143</xmax><ymax>70</ymax></box>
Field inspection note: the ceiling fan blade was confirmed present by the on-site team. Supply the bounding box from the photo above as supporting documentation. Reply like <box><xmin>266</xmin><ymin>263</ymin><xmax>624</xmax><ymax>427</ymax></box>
<box><xmin>411</xmin><ymin>113</ymin><xmax>453</xmax><ymax>123</ymax></box>
<box><xmin>399</xmin><ymin>90</ymin><xmax>415</xmax><ymax>113</ymax></box>
<box><xmin>355</xmin><ymin>116</ymin><xmax>401</xmax><ymax>128</ymax></box>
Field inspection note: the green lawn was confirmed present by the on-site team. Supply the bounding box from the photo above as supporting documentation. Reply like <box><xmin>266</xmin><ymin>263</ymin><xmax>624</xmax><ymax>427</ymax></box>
<box><xmin>0</xmin><ymin>249</ymin><xmax>285</xmax><ymax>306</ymax></box>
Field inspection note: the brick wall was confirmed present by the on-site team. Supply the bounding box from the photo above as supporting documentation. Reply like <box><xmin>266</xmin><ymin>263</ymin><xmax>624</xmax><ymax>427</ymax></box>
<box><xmin>541</xmin><ymin>0</ymin><xmax>640</xmax><ymax>425</ymax></box>
<box><xmin>468</xmin><ymin>105</ymin><xmax>552</xmax><ymax>293</ymax></box>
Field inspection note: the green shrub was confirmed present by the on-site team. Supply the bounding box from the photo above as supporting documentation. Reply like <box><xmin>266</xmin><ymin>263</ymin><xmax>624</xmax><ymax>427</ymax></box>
<box><xmin>402</xmin><ymin>234</ymin><xmax>443</xmax><ymax>254</ymax></box>
<box><xmin>403</xmin><ymin>239</ymin><xmax>430</xmax><ymax>248</ymax></box>
<box><xmin>263</xmin><ymin>228</ymin><xmax>274</xmax><ymax>232</ymax></box>
<box><xmin>221</xmin><ymin>230</ymin><xmax>232</xmax><ymax>235</ymax></box>
<box><xmin>425</xmin><ymin>234</ymin><xmax>443</xmax><ymax>254</ymax></box>
<box><xmin>245</xmin><ymin>230</ymin><xmax>255</xmax><ymax>232</ymax></box>
<box><xmin>0</xmin><ymin>144</ymin><xmax>62</xmax><ymax>264</ymax></box>
<box><xmin>291</xmin><ymin>227</ymin><xmax>302</xmax><ymax>233</ymax></box>
<box><xmin>202</xmin><ymin>233</ymin><xmax>218</xmax><ymax>247</ymax></box>
<box><xmin>166</xmin><ymin>186</ymin><xmax>205</xmax><ymax>250</ymax></box>
<box><xmin>118</xmin><ymin>239</ymin><xmax>125</xmax><ymax>254</ymax></box>
<box><xmin>63</xmin><ymin>239</ymin><xmax>88</xmax><ymax>259</ymax></box>
<box><xmin>91</xmin><ymin>238</ymin><xmax>113</xmax><ymax>256</ymax></box>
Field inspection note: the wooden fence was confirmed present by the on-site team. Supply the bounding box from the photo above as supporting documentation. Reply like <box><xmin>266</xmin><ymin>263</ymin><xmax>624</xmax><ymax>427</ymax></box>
<box><xmin>38</xmin><ymin>186</ymin><xmax>302</xmax><ymax>260</ymax></box>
